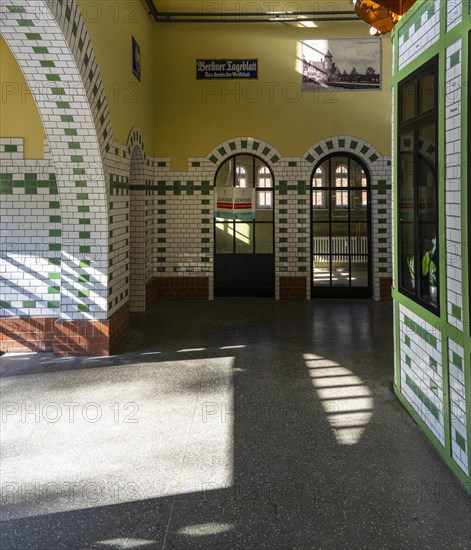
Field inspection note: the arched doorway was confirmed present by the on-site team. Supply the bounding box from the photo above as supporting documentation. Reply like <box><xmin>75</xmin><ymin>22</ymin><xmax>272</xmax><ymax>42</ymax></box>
<box><xmin>311</xmin><ymin>154</ymin><xmax>372</xmax><ymax>298</ymax></box>
<box><xmin>214</xmin><ymin>154</ymin><xmax>275</xmax><ymax>297</ymax></box>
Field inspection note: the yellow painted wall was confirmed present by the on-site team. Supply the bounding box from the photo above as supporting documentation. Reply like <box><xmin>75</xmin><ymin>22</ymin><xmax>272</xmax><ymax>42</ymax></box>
<box><xmin>77</xmin><ymin>0</ymin><xmax>155</xmax><ymax>152</ymax></box>
<box><xmin>154</xmin><ymin>21</ymin><xmax>393</xmax><ymax>171</ymax></box>
<box><xmin>0</xmin><ymin>36</ymin><xmax>45</xmax><ymax>159</ymax></box>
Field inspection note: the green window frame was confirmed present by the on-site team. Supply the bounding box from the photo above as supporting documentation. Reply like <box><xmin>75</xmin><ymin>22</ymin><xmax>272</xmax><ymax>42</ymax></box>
<box><xmin>397</xmin><ymin>56</ymin><xmax>439</xmax><ymax>313</ymax></box>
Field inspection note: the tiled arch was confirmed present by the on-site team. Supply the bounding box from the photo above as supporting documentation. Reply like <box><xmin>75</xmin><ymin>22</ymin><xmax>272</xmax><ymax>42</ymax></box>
<box><xmin>207</xmin><ymin>137</ymin><xmax>282</xmax><ymax>166</ymax></box>
<box><xmin>0</xmin><ymin>0</ymin><xmax>119</xmax><ymax>354</ymax></box>
<box><xmin>304</xmin><ymin>136</ymin><xmax>383</xmax><ymax>167</ymax></box>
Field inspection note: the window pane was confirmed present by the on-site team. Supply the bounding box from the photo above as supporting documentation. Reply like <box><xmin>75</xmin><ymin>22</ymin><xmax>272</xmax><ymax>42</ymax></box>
<box><xmin>234</xmin><ymin>222</ymin><xmax>253</xmax><ymax>254</ymax></box>
<box><xmin>255</xmin><ymin>224</ymin><xmax>273</xmax><ymax>253</ymax></box>
<box><xmin>256</xmin><ymin>206</ymin><xmax>273</xmax><ymax>222</ymax></box>
<box><xmin>236</xmin><ymin>155</ymin><xmax>254</xmax><ymax>188</ymax></box>
<box><xmin>351</xmin><ymin>258</ymin><xmax>369</xmax><ymax>287</ymax></box>
<box><xmin>256</xmin><ymin>190</ymin><xmax>273</xmax><ymax>210</ymax></box>
<box><xmin>216</xmin><ymin>159</ymin><xmax>234</xmax><ymax>187</ymax></box>
<box><xmin>331</xmin><ymin>256</ymin><xmax>350</xmax><ymax>286</ymax></box>
<box><xmin>402</xmin><ymin>82</ymin><xmax>415</xmax><ymax>121</ymax></box>
<box><xmin>418</xmin><ymin>123</ymin><xmax>438</xmax><ymax>306</ymax></box>
<box><xmin>350</xmin><ymin>191</ymin><xmax>368</xmax><ymax>221</ymax></box>
<box><xmin>350</xmin><ymin>161</ymin><xmax>366</xmax><ymax>187</ymax></box>
<box><xmin>216</xmin><ymin>222</ymin><xmax>234</xmax><ymax>253</ymax></box>
<box><xmin>255</xmin><ymin>159</ymin><xmax>273</xmax><ymax>188</ymax></box>
<box><xmin>398</xmin><ymin>132</ymin><xmax>415</xmax><ymax>292</ymax></box>
<box><xmin>419</xmin><ymin>73</ymin><xmax>436</xmax><ymax>114</ymax></box>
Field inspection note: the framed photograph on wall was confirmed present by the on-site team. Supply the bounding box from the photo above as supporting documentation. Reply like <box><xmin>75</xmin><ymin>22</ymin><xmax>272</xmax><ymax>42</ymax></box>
<box><xmin>132</xmin><ymin>36</ymin><xmax>141</xmax><ymax>81</ymax></box>
<box><xmin>301</xmin><ymin>38</ymin><xmax>382</xmax><ymax>92</ymax></box>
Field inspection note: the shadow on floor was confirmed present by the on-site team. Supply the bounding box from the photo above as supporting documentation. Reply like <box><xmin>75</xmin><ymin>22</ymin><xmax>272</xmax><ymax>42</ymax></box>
<box><xmin>1</xmin><ymin>300</ymin><xmax>470</xmax><ymax>549</ymax></box>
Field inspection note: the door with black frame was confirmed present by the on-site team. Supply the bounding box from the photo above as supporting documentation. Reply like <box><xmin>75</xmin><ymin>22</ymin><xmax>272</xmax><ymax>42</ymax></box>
<box><xmin>311</xmin><ymin>154</ymin><xmax>372</xmax><ymax>298</ymax></box>
<box><xmin>214</xmin><ymin>154</ymin><xmax>275</xmax><ymax>297</ymax></box>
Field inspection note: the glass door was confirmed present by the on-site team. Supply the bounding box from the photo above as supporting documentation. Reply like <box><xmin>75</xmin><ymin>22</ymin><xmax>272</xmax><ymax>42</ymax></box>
<box><xmin>214</xmin><ymin>155</ymin><xmax>275</xmax><ymax>297</ymax></box>
<box><xmin>311</xmin><ymin>155</ymin><xmax>372</xmax><ymax>298</ymax></box>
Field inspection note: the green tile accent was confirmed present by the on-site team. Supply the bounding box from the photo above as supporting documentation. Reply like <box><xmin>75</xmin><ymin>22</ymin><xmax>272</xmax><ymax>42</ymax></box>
<box><xmin>48</xmin><ymin>272</ymin><xmax>60</xmax><ymax>280</ymax></box>
<box><xmin>241</xmin><ymin>140</ymin><xmax>248</xmax><ymax>149</ymax></box>
<box><xmin>49</xmin><ymin>215</ymin><xmax>61</xmax><ymax>223</ymax></box>
<box><xmin>430</xmin><ymin>381</ymin><xmax>439</xmax><ymax>396</ymax></box>
<box><xmin>403</xmin><ymin>316</ymin><xmax>437</xmax><ymax>348</ymax></box>
<box><xmin>61</xmin><ymin>115</ymin><xmax>74</xmax><ymax>122</ymax></box>
<box><xmin>405</xmin><ymin>355</ymin><xmax>411</xmax><ymax>367</ymax></box>
<box><xmin>49</xmin><ymin>201</ymin><xmax>60</xmax><ymax>209</ymax></box>
<box><xmin>22</xmin><ymin>301</ymin><xmax>36</xmax><ymax>308</ymax></box>
<box><xmin>326</xmin><ymin>141</ymin><xmax>334</xmax><ymax>150</ymax></box>
<box><xmin>48</xmin><ymin>286</ymin><xmax>60</xmax><ymax>294</ymax></box>
<box><xmin>46</xmin><ymin>74</ymin><xmax>61</xmax><ymax>81</ymax></box>
<box><xmin>271</xmin><ymin>154</ymin><xmax>279</xmax><ymax>163</ymax></box>
<box><xmin>360</xmin><ymin>145</ymin><xmax>369</xmax><ymax>155</ymax></box>
<box><xmin>33</xmin><ymin>46</ymin><xmax>48</xmax><ymax>54</ymax></box>
<box><xmin>48</xmin><ymin>301</ymin><xmax>60</xmax><ymax>309</ymax></box>
<box><xmin>209</xmin><ymin>155</ymin><xmax>218</xmax><ymax>164</ymax></box>
<box><xmin>191</xmin><ymin>161</ymin><xmax>200</xmax><ymax>167</ymax></box>
<box><xmin>288</xmin><ymin>161</ymin><xmax>297</xmax><ymax>167</ymax></box>
<box><xmin>79</xmin><ymin>232</ymin><xmax>90</xmax><ymax>239</ymax></box>
<box><xmin>79</xmin><ymin>218</ymin><xmax>90</xmax><ymax>225</ymax></box>
<box><xmin>405</xmin><ymin>375</ymin><xmax>439</xmax><ymax>421</ymax></box>
<box><xmin>369</xmin><ymin>153</ymin><xmax>379</xmax><ymax>163</ymax></box>
<box><xmin>252</xmin><ymin>141</ymin><xmax>260</xmax><ymax>151</ymax></box>
<box><xmin>305</xmin><ymin>154</ymin><xmax>314</xmax><ymax>164</ymax></box>
<box><xmin>350</xmin><ymin>140</ymin><xmax>358</xmax><ymax>150</ymax></box>
<box><xmin>405</xmin><ymin>335</ymin><xmax>410</xmax><ymax>347</ymax></box>
<box><xmin>80</xmin><ymin>260</ymin><xmax>91</xmax><ymax>268</ymax></box>
<box><xmin>78</xmin><ymin>305</ymin><xmax>90</xmax><ymax>313</ymax></box>
<box><xmin>455</xmin><ymin>431</ymin><xmax>466</xmax><ymax>452</ymax></box>
<box><xmin>338</xmin><ymin>139</ymin><xmax>345</xmax><ymax>148</ymax></box>
<box><xmin>49</xmin><ymin>229</ymin><xmax>61</xmax><ymax>237</ymax></box>
<box><xmin>450</xmin><ymin>51</ymin><xmax>460</xmax><ymax>68</ymax></box>
<box><xmin>0</xmin><ymin>301</ymin><xmax>12</xmax><ymax>308</ymax></box>
<box><xmin>68</xmin><ymin>142</ymin><xmax>81</xmax><ymax>149</ymax></box>
<box><xmin>4</xmin><ymin>145</ymin><xmax>18</xmax><ymax>153</ymax></box>
<box><xmin>429</xmin><ymin>357</ymin><xmax>437</xmax><ymax>372</ymax></box>
<box><xmin>451</xmin><ymin>304</ymin><xmax>462</xmax><ymax>321</ymax></box>
<box><xmin>49</xmin><ymin>258</ymin><xmax>61</xmax><ymax>266</ymax></box>
<box><xmin>40</xmin><ymin>60</ymin><xmax>55</xmax><ymax>67</ymax></box>
<box><xmin>57</xmin><ymin>101</ymin><xmax>70</xmax><ymax>109</ymax></box>
<box><xmin>314</xmin><ymin>146</ymin><xmax>323</xmax><ymax>155</ymax></box>
<box><xmin>451</xmin><ymin>351</ymin><xmax>463</xmax><ymax>371</ymax></box>
<box><xmin>8</xmin><ymin>6</ymin><xmax>26</xmax><ymax>13</ymax></box>
<box><xmin>79</xmin><ymin>246</ymin><xmax>90</xmax><ymax>254</ymax></box>
<box><xmin>218</xmin><ymin>146</ymin><xmax>227</xmax><ymax>156</ymax></box>
<box><xmin>25</xmin><ymin>33</ymin><xmax>42</xmax><ymax>40</ymax></box>
<box><xmin>71</xmin><ymin>156</ymin><xmax>83</xmax><ymax>163</ymax></box>
<box><xmin>79</xmin><ymin>290</ymin><xmax>90</xmax><ymax>298</ymax></box>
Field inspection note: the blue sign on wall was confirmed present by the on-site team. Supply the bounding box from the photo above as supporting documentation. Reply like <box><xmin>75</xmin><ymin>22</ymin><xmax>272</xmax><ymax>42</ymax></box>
<box><xmin>197</xmin><ymin>59</ymin><xmax>258</xmax><ymax>79</ymax></box>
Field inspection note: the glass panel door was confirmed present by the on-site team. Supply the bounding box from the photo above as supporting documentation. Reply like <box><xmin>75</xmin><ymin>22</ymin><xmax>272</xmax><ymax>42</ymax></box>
<box><xmin>312</xmin><ymin>155</ymin><xmax>372</xmax><ymax>298</ymax></box>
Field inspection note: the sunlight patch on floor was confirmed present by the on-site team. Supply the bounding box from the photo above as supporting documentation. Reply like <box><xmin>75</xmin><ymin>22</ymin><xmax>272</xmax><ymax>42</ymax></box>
<box><xmin>304</xmin><ymin>353</ymin><xmax>373</xmax><ymax>445</ymax></box>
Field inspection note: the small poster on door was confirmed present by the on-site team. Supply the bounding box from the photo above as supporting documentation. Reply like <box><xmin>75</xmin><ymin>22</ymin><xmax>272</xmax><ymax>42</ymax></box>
<box><xmin>214</xmin><ymin>188</ymin><xmax>255</xmax><ymax>220</ymax></box>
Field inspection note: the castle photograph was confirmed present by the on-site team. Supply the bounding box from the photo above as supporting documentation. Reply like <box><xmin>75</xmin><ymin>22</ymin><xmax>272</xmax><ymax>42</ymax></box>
<box><xmin>302</xmin><ymin>38</ymin><xmax>382</xmax><ymax>91</ymax></box>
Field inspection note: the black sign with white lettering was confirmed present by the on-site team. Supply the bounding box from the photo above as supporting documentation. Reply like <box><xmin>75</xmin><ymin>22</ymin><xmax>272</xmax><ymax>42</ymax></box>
<box><xmin>197</xmin><ymin>59</ymin><xmax>258</xmax><ymax>79</ymax></box>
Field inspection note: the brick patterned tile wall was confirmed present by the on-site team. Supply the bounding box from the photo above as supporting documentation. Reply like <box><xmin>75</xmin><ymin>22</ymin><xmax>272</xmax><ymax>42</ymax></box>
<box><xmin>445</xmin><ymin>39</ymin><xmax>463</xmax><ymax>331</ymax></box>
<box><xmin>448</xmin><ymin>339</ymin><xmax>468</xmax><ymax>475</ymax></box>
<box><xmin>399</xmin><ymin>305</ymin><xmax>445</xmax><ymax>445</ymax></box>
<box><xmin>398</xmin><ymin>0</ymin><xmax>441</xmax><ymax>71</ymax></box>
<box><xmin>447</xmin><ymin>0</ymin><xmax>462</xmax><ymax>31</ymax></box>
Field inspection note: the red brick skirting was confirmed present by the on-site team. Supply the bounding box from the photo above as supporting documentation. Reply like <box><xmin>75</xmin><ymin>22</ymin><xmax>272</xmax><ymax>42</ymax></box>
<box><xmin>155</xmin><ymin>277</ymin><xmax>209</xmax><ymax>299</ymax></box>
<box><xmin>1</xmin><ymin>303</ymin><xmax>130</xmax><ymax>357</ymax></box>
<box><xmin>279</xmin><ymin>277</ymin><xmax>307</xmax><ymax>300</ymax></box>
<box><xmin>145</xmin><ymin>277</ymin><xmax>159</xmax><ymax>308</ymax></box>
<box><xmin>0</xmin><ymin>317</ymin><xmax>56</xmax><ymax>353</ymax></box>
<box><xmin>380</xmin><ymin>277</ymin><xmax>393</xmax><ymax>301</ymax></box>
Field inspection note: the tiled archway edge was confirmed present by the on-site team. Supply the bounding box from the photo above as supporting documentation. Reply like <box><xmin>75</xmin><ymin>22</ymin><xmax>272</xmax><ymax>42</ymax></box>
<box><xmin>0</xmin><ymin>0</ymin><xmax>121</xmax><ymax>354</ymax></box>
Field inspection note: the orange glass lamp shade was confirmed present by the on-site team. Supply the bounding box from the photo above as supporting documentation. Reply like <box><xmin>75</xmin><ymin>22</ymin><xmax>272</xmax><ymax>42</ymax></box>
<box><xmin>354</xmin><ymin>0</ymin><xmax>398</xmax><ymax>34</ymax></box>
<box><xmin>372</xmin><ymin>0</ymin><xmax>417</xmax><ymax>16</ymax></box>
